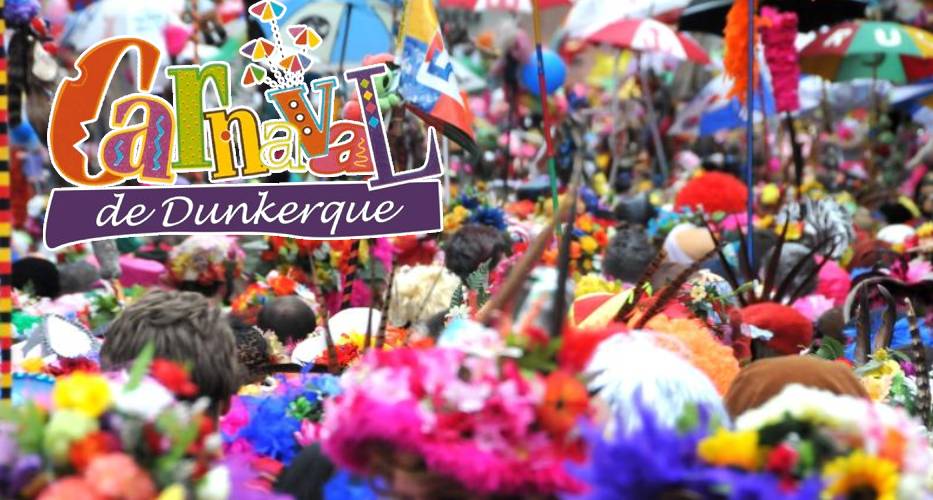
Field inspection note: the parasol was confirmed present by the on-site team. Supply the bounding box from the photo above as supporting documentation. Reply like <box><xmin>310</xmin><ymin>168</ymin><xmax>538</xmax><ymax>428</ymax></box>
<box><xmin>800</xmin><ymin>21</ymin><xmax>933</xmax><ymax>85</ymax></box>
<box><xmin>439</xmin><ymin>0</ymin><xmax>571</xmax><ymax>14</ymax></box>
<box><xmin>564</xmin><ymin>0</ymin><xmax>690</xmax><ymax>38</ymax></box>
<box><xmin>678</xmin><ymin>0</ymin><xmax>869</xmax><ymax>35</ymax></box>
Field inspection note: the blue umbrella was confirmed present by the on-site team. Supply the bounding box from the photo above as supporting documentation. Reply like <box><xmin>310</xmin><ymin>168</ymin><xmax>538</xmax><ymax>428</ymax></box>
<box><xmin>669</xmin><ymin>73</ymin><xmax>776</xmax><ymax>137</ymax></box>
<box><xmin>260</xmin><ymin>0</ymin><xmax>399</xmax><ymax>69</ymax></box>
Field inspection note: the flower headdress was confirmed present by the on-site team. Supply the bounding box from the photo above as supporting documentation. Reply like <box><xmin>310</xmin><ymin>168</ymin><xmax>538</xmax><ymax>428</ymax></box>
<box><xmin>320</xmin><ymin>347</ymin><xmax>584</xmax><ymax>496</ymax></box>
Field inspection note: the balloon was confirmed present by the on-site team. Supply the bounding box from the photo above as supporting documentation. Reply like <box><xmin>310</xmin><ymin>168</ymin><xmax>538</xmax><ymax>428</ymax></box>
<box><xmin>520</xmin><ymin>49</ymin><xmax>566</xmax><ymax>97</ymax></box>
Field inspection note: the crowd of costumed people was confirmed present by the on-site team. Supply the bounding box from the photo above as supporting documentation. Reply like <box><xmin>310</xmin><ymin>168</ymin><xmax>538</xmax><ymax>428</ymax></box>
<box><xmin>5</xmin><ymin>0</ymin><xmax>933</xmax><ymax>498</ymax></box>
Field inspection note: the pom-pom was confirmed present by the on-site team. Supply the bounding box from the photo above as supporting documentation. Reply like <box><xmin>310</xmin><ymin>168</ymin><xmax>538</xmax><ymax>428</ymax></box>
<box><xmin>4</xmin><ymin>0</ymin><xmax>39</xmax><ymax>26</ymax></box>
<box><xmin>674</xmin><ymin>171</ymin><xmax>749</xmax><ymax>215</ymax></box>
<box><xmin>760</xmin><ymin>8</ymin><xmax>800</xmax><ymax>113</ymax></box>
<box><xmin>741</xmin><ymin>302</ymin><xmax>813</xmax><ymax>355</ymax></box>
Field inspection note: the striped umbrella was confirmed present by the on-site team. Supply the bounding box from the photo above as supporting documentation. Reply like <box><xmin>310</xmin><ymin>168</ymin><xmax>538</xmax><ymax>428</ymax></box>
<box><xmin>800</xmin><ymin>21</ymin><xmax>933</xmax><ymax>84</ymax></box>
<box><xmin>583</xmin><ymin>18</ymin><xmax>711</xmax><ymax>64</ymax></box>
<box><xmin>563</xmin><ymin>0</ymin><xmax>689</xmax><ymax>38</ymax></box>
<box><xmin>440</xmin><ymin>0</ymin><xmax>571</xmax><ymax>13</ymax></box>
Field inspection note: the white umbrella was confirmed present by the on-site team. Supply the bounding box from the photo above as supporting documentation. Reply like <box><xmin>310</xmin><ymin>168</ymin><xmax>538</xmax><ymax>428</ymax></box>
<box><xmin>563</xmin><ymin>0</ymin><xmax>689</xmax><ymax>38</ymax></box>
<box><xmin>61</xmin><ymin>0</ymin><xmax>183</xmax><ymax>55</ymax></box>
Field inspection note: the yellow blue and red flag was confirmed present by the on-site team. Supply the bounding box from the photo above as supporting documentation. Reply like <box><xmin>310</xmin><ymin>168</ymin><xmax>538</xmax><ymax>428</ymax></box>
<box><xmin>397</xmin><ymin>0</ymin><xmax>476</xmax><ymax>152</ymax></box>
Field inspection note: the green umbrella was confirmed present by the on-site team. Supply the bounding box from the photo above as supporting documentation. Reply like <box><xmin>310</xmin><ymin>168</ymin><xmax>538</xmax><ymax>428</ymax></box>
<box><xmin>800</xmin><ymin>21</ymin><xmax>933</xmax><ymax>84</ymax></box>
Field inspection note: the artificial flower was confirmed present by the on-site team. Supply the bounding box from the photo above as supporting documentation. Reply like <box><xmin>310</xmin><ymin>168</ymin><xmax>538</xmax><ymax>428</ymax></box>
<box><xmin>149</xmin><ymin>360</ymin><xmax>198</xmax><ymax>398</ymax></box>
<box><xmin>52</xmin><ymin>372</ymin><xmax>111</xmax><ymax>418</ymax></box>
<box><xmin>822</xmin><ymin>452</ymin><xmax>899</xmax><ymax>500</ymax></box>
<box><xmin>84</xmin><ymin>453</ymin><xmax>157</xmax><ymax>500</ymax></box>
<box><xmin>696</xmin><ymin>428</ymin><xmax>759</xmax><ymax>471</ymax></box>
<box><xmin>43</xmin><ymin>410</ymin><xmax>99</xmax><ymax>466</ymax></box>
<box><xmin>38</xmin><ymin>477</ymin><xmax>104</xmax><ymax>500</ymax></box>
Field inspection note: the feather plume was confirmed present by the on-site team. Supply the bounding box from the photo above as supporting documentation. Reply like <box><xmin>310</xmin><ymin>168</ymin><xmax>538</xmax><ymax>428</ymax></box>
<box><xmin>634</xmin><ymin>247</ymin><xmax>719</xmax><ymax>329</ymax></box>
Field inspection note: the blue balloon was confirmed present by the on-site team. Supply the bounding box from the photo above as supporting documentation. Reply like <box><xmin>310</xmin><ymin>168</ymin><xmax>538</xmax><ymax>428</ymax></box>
<box><xmin>520</xmin><ymin>49</ymin><xmax>567</xmax><ymax>97</ymax></box>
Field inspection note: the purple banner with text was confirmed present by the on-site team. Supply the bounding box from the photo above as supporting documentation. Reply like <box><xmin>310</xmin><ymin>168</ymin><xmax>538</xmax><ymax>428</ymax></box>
<box><xmin>44</xmin><ymin>181</ymin><xmax>443</xmax><ymax>249</ymax></box>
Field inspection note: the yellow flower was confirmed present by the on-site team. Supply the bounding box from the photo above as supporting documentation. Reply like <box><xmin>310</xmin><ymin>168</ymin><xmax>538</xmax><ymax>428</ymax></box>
<box><xmin>785</xmin><ymin>222</ymin><xmax>803</xmax><ymax>241</ymax></box>
<box><xmin>574</xmin><ymin>274</ymin><xmax>621</xmax><ymax>298</ymax></box>
<box><xmin>761</xmin><ymin>184</ymin><xmax>780</xmax><ymax>205</ymax></box>
<box><xmin>690</xmin><ymin>286</ymin><xmax>708</xmax><ymax>301</ymax></box>
<box><xmin>860</xmin><ymin>375</ymin><xmax>893</xmax><ymax>402</ymax></box>
<box><xmin>755</xmin><ymin>214</ymin><xmax>774</xmax><ymax>230</ymax></box>
<box><xmin>596</xmin><ymin>153</ymin><xmax>610</xmax><ymax>170</ymax></box>
<box><xmin>21</xmin><ymin>357</ymin><xmax>44</xmax><ymax>374</ymax></box>
<box><xmin>891</xmin><ymin>242</ymin><xmax>906</xmax><ymax>254</ymax></box>
<box><xmin>593</xmin><ymin>173</ymin><xmax>609</xmax><ymax>196</ymax></box>
<box><xmin>917</xmin><ymin>222</ymin><xmax>933</xmax><ymax>238</ymax></box>
<box><xmin>579</xmin><ymin>235</ymin><xmax>599</xmax><ymax>254</ymax></box>
<box><xmin>697</xmin><ymin>428</ymin><xmax>760</xmax><ymax>470</ymax></box>
<box><xmin>822</xmin><ymin>452</ymin><xmax>899</xmax><ymax>500</ymax></box>
<box><xmin>52</xmin><ymin>372</ymin><xmax>112</xmax><ymax>418</ymax></box>
<box><xmin>157</xmin><ymin>485</ymin><xmax>186</xmax><ymax>500</ymax></box>
<box><xmin>577</xmin><ymin>215</ymin><xmax>594</xmax><ymax>233</ymax></box>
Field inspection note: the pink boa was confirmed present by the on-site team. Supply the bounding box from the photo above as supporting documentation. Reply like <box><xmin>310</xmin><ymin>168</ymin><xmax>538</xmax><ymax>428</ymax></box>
<box><xmin>760</xmin><ymin>8</ymin><xmax>800</xmax><ymax>113</ymax></box>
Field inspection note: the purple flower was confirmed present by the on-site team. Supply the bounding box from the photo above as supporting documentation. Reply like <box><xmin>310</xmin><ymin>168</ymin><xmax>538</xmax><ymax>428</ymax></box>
<box><xmin>3</xmin><ymin>0</ymin><xmax>39</xmax><ymax>25</ymax></box>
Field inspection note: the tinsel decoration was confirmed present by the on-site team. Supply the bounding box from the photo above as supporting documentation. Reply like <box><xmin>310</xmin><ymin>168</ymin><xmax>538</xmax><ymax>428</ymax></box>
<box><xmin>760</xmin><ymin>7</ymin><xmax>800</xmax><ymax>113</ymax></box>
<box><xmin>723</xmin><ymin>0</ymin><xmax>759</xmax><ymax>105</ymax></box>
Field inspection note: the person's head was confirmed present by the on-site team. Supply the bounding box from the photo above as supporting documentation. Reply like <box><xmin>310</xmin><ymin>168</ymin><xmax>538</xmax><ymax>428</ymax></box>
<box><xmin>444</xmin><ymin>224</ymin><xmax>511</xmax><ymax>282</ymax></box>
<box><xmin>229</xmin><ymin>316</ymin><xmax>270</xmax><ymax>385</ymax></box>
<box><xmin>603</xmin><ymin>225</ymin><xmax>656</xmax><ymax>283</ymax></box>
<box><xmin>12</xmin><ymin>256</ymin><xmax>60</xmax><ymax>298</ymax></box>
<box><xmin>101</xmin><ymin>290</ymin><xmax>241</xmax><ymax>415</ymax></box>
<box><xmin>724</xmin><ymin>356</ymin><xmax>868</xmax><ymax>418</ymax></box>
<box><xmin>257</xmin><ymin>296</ymin><xmax>317</xmax><ymax>345</ymax></box>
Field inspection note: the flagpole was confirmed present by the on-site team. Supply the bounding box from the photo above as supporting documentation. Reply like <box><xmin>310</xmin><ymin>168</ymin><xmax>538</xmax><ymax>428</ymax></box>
<box><xmin>531</xmin><ymin>0</ymin><xmax>560</xmax><ymax>233</ymax></box>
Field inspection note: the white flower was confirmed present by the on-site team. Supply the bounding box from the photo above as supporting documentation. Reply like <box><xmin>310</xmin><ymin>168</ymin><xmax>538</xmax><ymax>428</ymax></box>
<box><xmin>196</xmin><ymin>465</ymin><xmax>231</xmax><ymax>500</ymax></box>
<box><xmin>111</xmin><ymin>377</ymin><xmax>175</xmax><ymax>421</ymax></box>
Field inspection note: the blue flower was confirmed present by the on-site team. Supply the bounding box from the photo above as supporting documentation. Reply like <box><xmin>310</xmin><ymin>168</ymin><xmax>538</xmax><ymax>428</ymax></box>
<box><xmin>238</xmin><ymin>397</ymin><xmax>302</xmax><ymax>464</ymax></box>
<box><xmin>459</xmin><ymin>194</ymin><xmax>480</xmax><ymax>210</ymax></box>
<box><xmin>468</xmin><ymin>206</ymin><xmax>507</xmax><ymax>231</ymax></box>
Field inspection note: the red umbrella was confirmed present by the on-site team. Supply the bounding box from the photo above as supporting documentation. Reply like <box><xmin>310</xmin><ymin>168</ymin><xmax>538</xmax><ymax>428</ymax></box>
<box><xmin>439</xmin><ymin>0</ymin><xmax>571</xmax><ymax>13</ymax></box>
<box><xmin>585</xmin><ymin>18</ymin><xmax>711</xmax><ymax>64</ymax></box>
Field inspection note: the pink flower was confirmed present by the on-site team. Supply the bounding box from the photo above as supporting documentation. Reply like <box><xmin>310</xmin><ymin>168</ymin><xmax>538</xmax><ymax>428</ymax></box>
<box><xmin>83</xmin><ymin>453</ymin><xmax>157</xmax><ymax>500</ymax></box>
<box><xmin>792</xmin><ymin>294</ymin><xmax>835</xmax><ymax>322</ymax></box>
<box><xmin>906</xmin><ymin>260</ymin><xmax>932</xmax><ymax>284</ymax></box>
<box><xmin>295</xmin><ymin>420</ymin><xmax>323</xmax><ymax>447</ymax></box>
<box><xmin>220</xmin><ymin>397</ymin><xmax>250</xmax><ymax>436</ymax></box>
<box><xmin>38</xmin><ymin>477</ymin><xmax>104</xmax><ymax>500</ymax></box>
<box><xmin>816</xmin><ymin>261</ymin><xmax>851</xmax><ymax>305</ymax></box>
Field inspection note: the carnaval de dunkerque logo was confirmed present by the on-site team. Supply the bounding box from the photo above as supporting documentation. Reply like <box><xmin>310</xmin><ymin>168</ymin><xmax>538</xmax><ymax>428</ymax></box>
<box><xmin>42</xmin><ymin>0</ymin><xmax>444</xmax><ymax>250</ymax></box>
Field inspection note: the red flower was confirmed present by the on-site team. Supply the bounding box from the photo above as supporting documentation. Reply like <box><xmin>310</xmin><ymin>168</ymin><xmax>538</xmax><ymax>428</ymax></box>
<box><xmin>45</xmin><ymin>357</ymin><xmax>100</xmax><ymax>377</ymax></box>
<box><xmin>765</xmin><ymin>444</ymin><xmax>798</xmax><ymax>475</ymax></box>
<box><xmin>150</xmin><ymin>359</ymin><xmax>198</xmax><ymax>397</ymax></box>
<box><xmin>69</xmin><ymin>432</ymin><xmax>120</xmax><ymax>472</ymax></box>
<box><xmin>538</xmin><ymin>370</ymin><xmax>590</xmax><ymax>440</ymax></box>
<box><xmin>269</xmin><ymin>275</ymin><xmax>297</xmax><ymax>296</ymax></box>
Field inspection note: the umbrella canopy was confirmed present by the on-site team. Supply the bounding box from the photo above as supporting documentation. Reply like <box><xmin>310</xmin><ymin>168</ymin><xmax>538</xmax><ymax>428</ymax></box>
<box><xmin>584</xmin><ymin>18</ymin><xmax>711</xmax><ymax>64</ymax></box>
<box><xmin>439</xmin><ymin>0</ymin><xmax>571</xmax><ymax>13</ymax></box>
<box><xmin>669</xmin><ymin>73</ymin><xmax>775</xmax><ymax>136</ymax></box>
<box><xmin>800</xmin><ymin>21</ymin><xmax>933</xmax><ymax>84</ymax></box>
<box><xmin>677</xmin><ymin>0</ymin><xmax>869</xmax><ymax>35</ymax></box>
<box><xmin>258</xmin><ymin>0</ymin><xmax>395</xmax><ymax>69</ymax></box>
<box><xmin>563</xmin><ymin>0</ymin><xmax>689</xmax><ymax>38</ymax></box>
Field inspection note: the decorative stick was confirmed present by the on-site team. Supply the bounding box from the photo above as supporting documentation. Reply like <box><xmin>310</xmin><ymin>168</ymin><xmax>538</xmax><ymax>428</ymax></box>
<box><xmin>530</xmin><ymin>0</ymin><xmax>560</xmax><ymax>233</ymax></box>
<box><xmin>340</xmin><ymin>239</ymin><xmax>361</xmax><ymax>310</ymax></box>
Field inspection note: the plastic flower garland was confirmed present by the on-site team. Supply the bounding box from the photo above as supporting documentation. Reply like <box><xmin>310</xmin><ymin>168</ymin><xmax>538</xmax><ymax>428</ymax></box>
<box><xmin>719</xmin><ymin>384</ymin><xmax>933</xmax><ymax>499</ymax></box>
<box><xmin>221</xmin><ymin>372</ymin><xmax>341</xmax><ymax>469</ymax></box>
<box><xmin>0</xmin><ymin>355</ymin><xmax>230</xmax><ymax>499</ymax></box>
<box><xmin>168</xmin><ymin>234</ymin><xmax>245</xmax><ymax>287</ymax></box>
<box><xmin>230</xmin><ymin>269</ymin><xmax>319</xmax><ymax>325</ymax></box>
<box><xmin>320</xmin><ymin>347</ymin><xmax>584</xmax><ymax>496</ymax></box>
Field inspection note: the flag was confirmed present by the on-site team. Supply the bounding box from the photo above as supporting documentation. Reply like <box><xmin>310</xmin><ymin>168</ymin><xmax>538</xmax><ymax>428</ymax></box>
<box><xmin>397</xmin><ymin>0</ymin><xmax>476</xmax><ymax>153</ymax></box>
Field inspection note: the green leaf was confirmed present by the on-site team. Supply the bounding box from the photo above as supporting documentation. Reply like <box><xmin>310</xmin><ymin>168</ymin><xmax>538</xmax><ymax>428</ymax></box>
<box><xmin>125</xmin><ymin>342</ymin><xmax>156</xmax><ymax>391</ymax></box>
<box><xmin>812</xmin><ymin>337</ymin><xmax>845</xmax><ymax>361</ymax></box>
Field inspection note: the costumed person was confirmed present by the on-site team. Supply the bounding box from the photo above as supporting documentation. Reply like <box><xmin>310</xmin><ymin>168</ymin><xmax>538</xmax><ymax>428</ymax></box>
<box><xmin>444</xmin><ymin>224</ymin><xmax>512</xmax><ymax>282</ymax></box>
<box><xmin>257</xmin><ymin>296</ymin><xmax>318</xmax><ymax>346</ymax></box>
<box><xmin>100</xmin><ymin>290</ymin><xmax>242</xmax><ymax>416</ymax></box>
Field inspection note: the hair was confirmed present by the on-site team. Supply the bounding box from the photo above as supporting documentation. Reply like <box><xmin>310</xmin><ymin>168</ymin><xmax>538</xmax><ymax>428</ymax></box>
<box><xmin>444</xmin><ymin>224</ymin><xmax>511</xmax><ymax>282</ymax></box>
<box><xmin>603</xmin><ymin>224</ymin><xmax>656</xmax><ymax>283</ymax></box>
<box><xmin>257</xmin><ymin>296</ymin><xmax>317</xmax><ymax>345</ymax></box>
<box><xmin>12</xmin><ymin>257</ymin><xmax>60</xmax><ymax>298</ymax></box>
<box><xmin>101</xmin><ymin>290</ymin><xmax>242</xmax><ymax>414</ymax></box>
<box><xmin>229</xmin><ymin>316</ymin><xmax>270</xmax><ymax>385</ymax></box>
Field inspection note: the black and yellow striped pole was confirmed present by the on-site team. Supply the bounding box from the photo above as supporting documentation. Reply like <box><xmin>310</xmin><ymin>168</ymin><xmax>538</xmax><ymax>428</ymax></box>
<box><xmin>0</xmin><ymin>0</ymin><xmax>12</xmax><ymax>402</ymax></box>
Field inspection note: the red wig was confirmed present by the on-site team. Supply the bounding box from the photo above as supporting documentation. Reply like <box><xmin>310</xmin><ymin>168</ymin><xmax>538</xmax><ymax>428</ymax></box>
<box><xmin>675</xmin><ymin>171</ymin><xmax>749</xmax><ymax>215</ymax></box>
<box><xmin>741</xmin><ymin>302</ymin><xmax>814</xmax><ymax>355</ymax></box>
